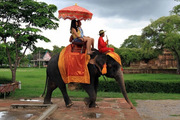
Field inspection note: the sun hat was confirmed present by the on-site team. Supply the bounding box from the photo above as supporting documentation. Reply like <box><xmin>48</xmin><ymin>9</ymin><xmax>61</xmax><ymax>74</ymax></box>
<box><xmin>99</xmin><ymin>30</ymin><xmax>106</xmax><ymax>35</ymax></box>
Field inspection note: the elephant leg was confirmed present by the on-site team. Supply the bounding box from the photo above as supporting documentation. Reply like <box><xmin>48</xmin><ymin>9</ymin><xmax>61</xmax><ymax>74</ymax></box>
<box><xmin>82</xmin><ymin>85</ymin><xmax>97</xmax><ymax>108</ymax></box>
<box><xmin>84</xmin><ymin>79</ymin><xmax>99</xmax><ymax>107</ymax></box>
<box><xmin>57</xmin><ymin>80</ymin><xmax>73</xmax><ymax>107</ymax></box>
<box><xmin>44</xmin><ymin>80</ymin><xmax>57</xmax><ymax>104</ymax></box>
<box><xmin>94</xmin><ymin>78</ymin><xmax>99</xmax><ymax>97</ymax></box>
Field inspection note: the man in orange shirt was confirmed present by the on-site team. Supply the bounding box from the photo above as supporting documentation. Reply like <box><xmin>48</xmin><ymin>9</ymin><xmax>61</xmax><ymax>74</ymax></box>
<box><xmin>98</xmin><ymin>30</ymin><xmax>114</xmax><ymax>53</ymax></box>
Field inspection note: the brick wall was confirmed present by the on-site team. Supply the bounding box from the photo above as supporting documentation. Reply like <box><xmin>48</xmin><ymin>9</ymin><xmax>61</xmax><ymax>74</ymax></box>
<box><xmin>130</xmin><ymin>49</ymin><xmax>177</xmax><ymax>69</ymax></box>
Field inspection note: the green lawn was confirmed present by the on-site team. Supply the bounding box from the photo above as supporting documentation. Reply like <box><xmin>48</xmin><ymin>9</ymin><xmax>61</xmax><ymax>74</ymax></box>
<box><xmin>0</xmin><ymin>68</ymin><xmax>180</xmax><ymax>106</ymax></box>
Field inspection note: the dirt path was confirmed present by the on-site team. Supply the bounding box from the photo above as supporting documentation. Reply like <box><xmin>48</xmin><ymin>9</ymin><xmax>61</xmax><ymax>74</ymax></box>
<box><xmin>136</xmin><ymin>100</ymin><xmax>180</xmax><ymax>120</ymax></box>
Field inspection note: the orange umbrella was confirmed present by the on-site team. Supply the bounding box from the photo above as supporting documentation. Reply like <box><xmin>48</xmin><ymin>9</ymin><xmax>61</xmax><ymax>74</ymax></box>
<box><xmin>58</xmin><ymin>4</ymin><xmax>93</xmax><ymax>21</ymax></box>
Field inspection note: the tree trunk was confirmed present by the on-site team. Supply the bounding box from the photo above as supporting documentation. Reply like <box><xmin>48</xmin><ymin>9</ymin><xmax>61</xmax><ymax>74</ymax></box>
<box><xmin>12</xmin><ymin>70</ymin><xmax>16</xmax><ymax>83</ymax></box>
<box><xmin>6</xmin><ymin>46</ymin><xmax>18</xmax><ymax>82</ymax></box>
<box><xmin>177</xmin><ymin>55</ymin><xmax>180</xmax><ymax>74</ymax></box>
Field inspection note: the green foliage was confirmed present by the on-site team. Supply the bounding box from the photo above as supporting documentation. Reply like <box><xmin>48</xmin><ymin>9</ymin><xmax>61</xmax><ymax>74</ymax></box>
<box><xmin>51</xmin><ymin>45</ymin><xmax>65</xmax><ymax>57</ymax></box>
<box><xmin>171</xmin><ymin>4</ymin><xmax>180</xmax><ymax>15</ymax></box>
<box><xmin>97</xmin><ymin>74</ymin><xmax>180</xmax><ymax>93</ymax></box>
<box><xmin>19</xmin><ymin>55</ymin><xmax>31</xmax><ymax>67</ymax></box>
<box><xmin>118</xmin><ymin>34</ymin><xmax>160</xmax><ymax>66</ymax></box>
<box><xmin>0</xmin><ymin>0</ymin><xmax>59</xmax><ymax>81</ymax></box>
<box><xmin>121</xmin><ymin>35</ymin><xmax>142</xmax><ymax>48</ymax></box>
<box><xmin>0</xmin><ymin>77</ymin><xmax>12</xmax><ymax>84</ymax></box>
<box><xmin>125</xmin><ymin>80</ymin><xmax>180</xmax><ymax>93</ymax></box>
<box><xmin>97</xmin><ymin>79</ymin><xmax>180</xmax><ymax>93</ymax></box>
<box><xmin>115</xmin><ymin>48</ymin><xmax>142</xmax><ymax>66</ymax></box>
<box><xmin>142</xmin><ymin>15</ymin><xmax>180</xmax><ymax>73</ymax></box>
<box><xmin>0</xmin><ymin>45</ymin><xmax>8</xmax><ymax>66</ymax></box>
<box><xmin>32</xmin><ymin>47</ymin><xmax>51</xmax><ymax>55</ymax></box>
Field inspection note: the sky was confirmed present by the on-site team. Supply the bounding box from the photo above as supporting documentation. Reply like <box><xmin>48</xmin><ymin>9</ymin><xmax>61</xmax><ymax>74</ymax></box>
<box><xmin>33</xmin><ymin>0</ymin><xmax>179</xmax><ymax>53</ymax></box>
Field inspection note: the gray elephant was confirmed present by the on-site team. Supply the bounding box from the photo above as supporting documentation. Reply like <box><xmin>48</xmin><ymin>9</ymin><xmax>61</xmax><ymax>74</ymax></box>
<box><xmin>42</xmin><ymin>49</ymin><xmax>134</xmax><ymax>109</ymax></box>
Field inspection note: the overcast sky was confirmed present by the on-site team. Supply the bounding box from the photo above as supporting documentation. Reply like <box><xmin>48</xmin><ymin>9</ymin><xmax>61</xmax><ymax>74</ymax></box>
<box><xmin>34</xmin><ymin>0</ymin><xmax>179</xmax><ymax>53</ymax></box>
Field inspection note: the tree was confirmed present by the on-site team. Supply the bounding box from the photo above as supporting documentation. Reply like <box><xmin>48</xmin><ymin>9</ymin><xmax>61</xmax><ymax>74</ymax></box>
<box><xmin>51</xmin><ymin>45</ymin><xmax>65</xmax><ymax>56</ymax></box>
<box><xmin>19</xmin><ymin>55</ymin><xmax>29</xmax><ymax>67</ymax></box>
<box><xmin>140</xmin><ymin>39</ymin><xmax>161</xmax><ymax>63</ymax></box>
<box><xmin>142</xmin><ymin>15</ymin><xmax>180</xmax><ymax>74</ymax></box>
<box><xmin>0</xmin><ymin>0</ymin><xmax>59</xmax><ymax>82</ymax></box>
<box><xmin>121</xmin><ymin>35</ymin><xmax>142</xmax><ymax>48</ymax></box>
<box><xmin>171</xmin><ymin>2</ymin><xmax>180</xmax><ymax>16</ymax></box>
<box><xmin>120</xmin><ymin>35</ymin><xmax>160</xmax><ymax>64</ymax></box>
<box><xmin>32</xmin><ymin>47</ymin><xmax>51</xmax><ymax>55</ymax></box>
<box><xmin>115</xmin><ymin>48</ymin><xmax>142</xmax><ymax>66</ymax></box>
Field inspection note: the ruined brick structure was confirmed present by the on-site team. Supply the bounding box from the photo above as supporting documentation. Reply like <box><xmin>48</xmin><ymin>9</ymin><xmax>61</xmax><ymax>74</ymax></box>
<box><xmin>130</xmin><ymin>49</ymin><xmax>177</xmax><ymax>69</ymax></box>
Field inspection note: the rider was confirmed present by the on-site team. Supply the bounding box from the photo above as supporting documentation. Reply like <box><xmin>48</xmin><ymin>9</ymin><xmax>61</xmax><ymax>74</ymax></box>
<box><xmin>77</xmin><ymin>20</ymin><xmax>94</xmax><ymax>49</ymax></box>
<box><xmin>98</xmin><ymin>30</ymin><xmax>114</xmax><ymax>53</ymax></box>
<box><xmin>70</xmin><ymin>20</ymin><xmax>94</xmax><ymax>55</ymax></box>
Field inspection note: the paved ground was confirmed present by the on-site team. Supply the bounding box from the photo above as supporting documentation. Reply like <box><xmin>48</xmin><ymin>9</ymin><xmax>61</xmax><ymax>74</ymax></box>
<box><xmin>0</xmin><ymin>98</ymin><xmax>141</xmax><ymax>120</ymax></box>
<box><xmin>47</xmin><ymin>98</ymin><xmax>141</xmax><ymax>120</ymax></box>
<box><xmin>136</xmin><ymin>100</ymin><xmax>180</xmax><ymax>120</ymax></box>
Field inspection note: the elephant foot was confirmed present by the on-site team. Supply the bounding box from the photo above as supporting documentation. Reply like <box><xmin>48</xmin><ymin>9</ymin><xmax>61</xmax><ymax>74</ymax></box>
<box><xmin>66</xmin><ymin>102</ymin><xmax>74</xmax><ymax>108</ymax></box>
<box><xmin>84</xmin><ymin>98</ymin><xmax>90</xmax><ymax>106</ymax></box>
<box><xmin>43</xmin><ymin>99</ymin><xmax>53</xmax><ymax>104</ymax></box>
<box><xmin>89</xmin><ymin>103</ymin><xmax>99</xmax><ymax>108</ymax></box>
<box><xmin>43</xmin><ymin>101</ymin><xmax>53</xmax><ymax>104</ymax></box>
<box><xmin>84</xmin><ymin>98</ymin><xmax>98</xmax><ymax>108</ymax></box>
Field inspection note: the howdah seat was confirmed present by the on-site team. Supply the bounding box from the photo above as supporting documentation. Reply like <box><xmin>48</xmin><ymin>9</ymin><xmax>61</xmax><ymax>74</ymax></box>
<box><xmin>69</xmin><ymin>35</ymin><xmax>86</xmax><ymax>53</ymax></box>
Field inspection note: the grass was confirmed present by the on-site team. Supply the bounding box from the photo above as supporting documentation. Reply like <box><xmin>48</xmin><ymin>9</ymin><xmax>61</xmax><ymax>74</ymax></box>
<box><xmin>0</xmin><ymin>68</ymin><xmax>180</xmax><ymax>106</ymax></box>
<box><xmin>170</xmin><ymin>114</ymin><xmax>180</xmax><ymax>117</ymax></box>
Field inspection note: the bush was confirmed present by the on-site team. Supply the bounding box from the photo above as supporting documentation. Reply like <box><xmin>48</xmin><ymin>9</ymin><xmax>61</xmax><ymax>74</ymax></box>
<box><xmin>0</xmin><ymin>77</ymin><xmax>12</xmax><ymax>84</ymax></box>
<box><xmin>97</xmin><ymin>80</ymin><xmax>180</xmax><ymax>93</ymax></box>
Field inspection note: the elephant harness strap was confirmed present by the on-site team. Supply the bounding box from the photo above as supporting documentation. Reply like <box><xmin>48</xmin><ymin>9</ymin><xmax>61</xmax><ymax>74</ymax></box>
<box><xmin>58</xmin><ymin>44</ymin><xmax>90</xmax><ymax>84</ymax></box>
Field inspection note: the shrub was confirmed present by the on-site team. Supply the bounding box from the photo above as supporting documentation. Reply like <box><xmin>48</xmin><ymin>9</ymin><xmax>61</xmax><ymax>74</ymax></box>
<box><xmin>97</xmin><ymin>80</ymin><xmax>180</xmax><ymax>93</ymax></box>
<box><xmin>0</xmin><ymin>77</ymin><xmax>12</xmax><ymax>84</ymax></box>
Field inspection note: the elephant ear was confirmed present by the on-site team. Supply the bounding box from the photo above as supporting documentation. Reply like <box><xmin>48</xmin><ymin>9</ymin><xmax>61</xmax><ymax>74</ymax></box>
<box><xmin>95</xmin><ymin>54</ymin><xmax>107</xmax><ymax>71</ymax></box>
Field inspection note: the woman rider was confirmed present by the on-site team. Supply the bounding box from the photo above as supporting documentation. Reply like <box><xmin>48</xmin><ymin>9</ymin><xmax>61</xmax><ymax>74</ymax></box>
<box><xmin>70</xmin><ymin>20</ymin><xmax>94</xmax><ymax>55</ymax></box>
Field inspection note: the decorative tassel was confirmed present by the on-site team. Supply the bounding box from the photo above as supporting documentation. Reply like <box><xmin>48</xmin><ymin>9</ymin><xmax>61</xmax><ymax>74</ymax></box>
<box><xmin>102</xmin><ymin>63</ymin><xmax>107</xmax><ymax>74</ymax></box>
<box><xmin>121</xmin><ymin>67</ymin><xmax>123</xmax><ymax>71</ymax></box>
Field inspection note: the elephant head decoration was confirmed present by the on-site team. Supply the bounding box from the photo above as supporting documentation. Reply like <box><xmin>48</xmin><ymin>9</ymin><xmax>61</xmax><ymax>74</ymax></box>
<box><xmin>42</xmin><ymin>49</ymin><xmax>134</xmax><ymax>109</ymax></box>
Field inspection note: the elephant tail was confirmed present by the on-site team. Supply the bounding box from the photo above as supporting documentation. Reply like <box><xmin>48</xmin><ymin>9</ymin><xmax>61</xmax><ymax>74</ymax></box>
<box><xmin>40</xmin><ymin>72</ymin><xmax>48</xmax><ymax>97</ymax></box>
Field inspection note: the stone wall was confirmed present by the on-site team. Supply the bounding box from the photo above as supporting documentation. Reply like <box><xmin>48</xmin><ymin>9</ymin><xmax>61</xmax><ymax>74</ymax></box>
<box><xmin>130</xmin><ymin>49</ymin><xmax>177</xmax><ymax>69</ymax></box>
<box><xmin>123</xmin><ymin>69</ymin><xmax>177</xmax><ymax>74</ymax></box>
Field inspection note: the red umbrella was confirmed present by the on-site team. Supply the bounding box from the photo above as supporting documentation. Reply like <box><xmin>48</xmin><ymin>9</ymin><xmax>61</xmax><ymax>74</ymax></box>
<box><xmin>58</xmin><ymin>4</ymin><xmax>93</xmax><ymax>21</ymax></box>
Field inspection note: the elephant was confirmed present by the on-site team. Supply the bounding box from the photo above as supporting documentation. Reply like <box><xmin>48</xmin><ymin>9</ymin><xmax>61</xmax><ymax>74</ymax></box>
<box><xmin>42</xmin><ymin>48</ymin><xmax>134</xmax><ymax>109</ymax></box>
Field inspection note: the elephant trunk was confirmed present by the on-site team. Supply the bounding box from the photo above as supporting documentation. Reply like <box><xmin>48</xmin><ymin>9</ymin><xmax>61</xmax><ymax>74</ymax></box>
<box><xmin>115</xmin><ymin>68</ymin><xmax>134</xmax><ymax>109</ymax></box>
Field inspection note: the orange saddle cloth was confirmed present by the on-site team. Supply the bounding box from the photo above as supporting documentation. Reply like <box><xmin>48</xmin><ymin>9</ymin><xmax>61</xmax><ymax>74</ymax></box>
<box><xmin>106</xmin><ymin>51</ymin><xmax>123</xmax><ymax>71</ymax></box>
<box><xmin>58</xmin><ymin>44</ymin><xmax>90</xmax><ymax>84</ymax></box>
<box><xmin>106</xmin><ymin>52</ymin><xmax>122</xmax><ymax>66</ymax></box>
